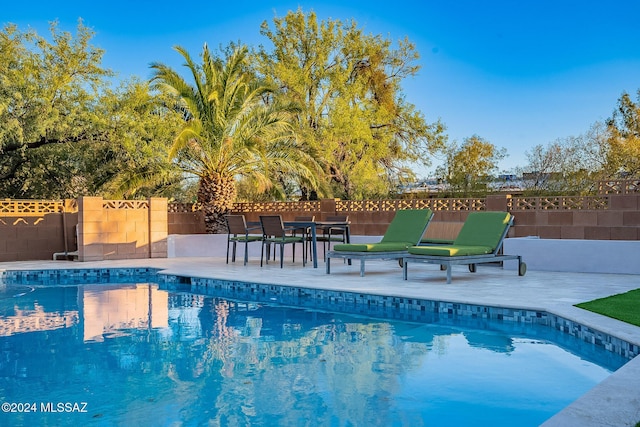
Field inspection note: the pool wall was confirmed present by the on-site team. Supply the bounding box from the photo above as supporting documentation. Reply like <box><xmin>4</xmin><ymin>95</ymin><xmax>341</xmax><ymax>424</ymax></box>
<box><xmin>2</xmin><ymin>267</ymin><xmax>638</xmax><ymax>361</ymax></box>
<box><xmin>503</xmin><ymin>237</ymin><xmax>640</xmax><ymax>274</ymax></box>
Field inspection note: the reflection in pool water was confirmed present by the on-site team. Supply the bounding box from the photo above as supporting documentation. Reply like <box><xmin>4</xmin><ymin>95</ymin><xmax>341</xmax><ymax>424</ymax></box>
<box><xmin>0</xmin><ymin>282</ymin><xmax>627</xmax><ymax>426</ymax></box>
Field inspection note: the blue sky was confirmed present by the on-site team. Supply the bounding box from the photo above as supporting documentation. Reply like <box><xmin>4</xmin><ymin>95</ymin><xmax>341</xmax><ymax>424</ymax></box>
<box><xmin>4</xmin><ymin>0</ymin><xmax>640</xmax><ymax>176</ymax></box>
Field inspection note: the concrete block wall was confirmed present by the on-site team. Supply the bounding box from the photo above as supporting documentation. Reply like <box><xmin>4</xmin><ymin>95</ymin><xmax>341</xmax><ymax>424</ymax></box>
<box><xmin>0</xmin><ymin>197</ymin><xmax>167</xmax><ymax>262</ymax></box>
<box><xmin>149</xmin><ymin>198</ymin><xmax>168</xmax><ymax>259</ymax></box>
<box><xmin>509</xmin><ymin>195</ymin><xmax>640</xmax><ymax>240</ymax></box>
<box><xmin>78</xmin><ymin>197</ymin><xmax>167</xmax><ymax>262</ymax></box>
<box><xmin>0</xmin><ymin>200</ymin><xmax>77</xmax><ymax>262</ymax></box>
<box><xmin>168</xmin><ymin>211</ymin><xmax>206</xmax><ymax>235</ymax></box>
<box><xmin>224</xmin><ymin>195</ymin><xmax>639</xmax><ymax>241</ymax></box>
<box><xmin>1</xmin><ymin>191</ymin><xmax>638</xmax><ymax>262</ymax></box>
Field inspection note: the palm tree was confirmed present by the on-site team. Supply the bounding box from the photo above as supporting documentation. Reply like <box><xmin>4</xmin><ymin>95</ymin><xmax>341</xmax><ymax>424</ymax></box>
<box><xmin>151</xmin><ymin>44</ymin><xmax>317</xmax><ymax>233</ymax></box>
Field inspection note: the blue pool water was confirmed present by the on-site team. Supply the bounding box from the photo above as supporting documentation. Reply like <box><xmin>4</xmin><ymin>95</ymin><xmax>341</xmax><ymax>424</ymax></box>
<box><xmin>0</xmin><ymin>276</ymin><xmax>628</xmax><ymax>426</ymax></box>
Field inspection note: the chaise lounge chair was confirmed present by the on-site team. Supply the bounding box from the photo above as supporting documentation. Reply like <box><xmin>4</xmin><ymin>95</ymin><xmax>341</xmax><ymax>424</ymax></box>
<box><xmin>326</xmin><ymin>209</ymin><xmax>433</xmax><ymax>276</ymax></box>
<box><xmin>402</xmin><ymin>211</ymin><xmax>526</xmax><ymax>283</ymax></box>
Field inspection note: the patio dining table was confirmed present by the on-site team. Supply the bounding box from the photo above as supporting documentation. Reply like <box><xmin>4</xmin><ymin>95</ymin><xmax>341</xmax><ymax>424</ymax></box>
<box><xmin>249</xmin><ymin>220</ymin><xmax>351</xmax><ymax>268</ymax></box>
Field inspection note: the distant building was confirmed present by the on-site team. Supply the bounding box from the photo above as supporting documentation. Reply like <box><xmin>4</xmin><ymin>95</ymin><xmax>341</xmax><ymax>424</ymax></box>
<box><xmin>498</xmin><ymin>174</ymin><xmax>518</xmax><ymax>182</ymax></box>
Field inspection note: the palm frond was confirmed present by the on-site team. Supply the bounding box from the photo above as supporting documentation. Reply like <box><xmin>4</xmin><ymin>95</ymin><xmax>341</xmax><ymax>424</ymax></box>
<box><xmin>150</xmin><ymin>42</ymin><xmax>321</xmax><ymax>212</ymax></box>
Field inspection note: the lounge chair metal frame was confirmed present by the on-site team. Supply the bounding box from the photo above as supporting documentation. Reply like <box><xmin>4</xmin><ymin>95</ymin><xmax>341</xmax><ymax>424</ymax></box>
<box><xmin>326</xmin><ymin>250</ymin><xmax>409</xmax><ymax>277</ymax></box>
<box><xmin>403</xmin><ymin>253</ymin><xmax>526</xmax><ymax>284</ymax></box>
<box><xmin>402</xmin><ymin>215</ymin><xmax>527</xmax><ymax>283</ymax></box>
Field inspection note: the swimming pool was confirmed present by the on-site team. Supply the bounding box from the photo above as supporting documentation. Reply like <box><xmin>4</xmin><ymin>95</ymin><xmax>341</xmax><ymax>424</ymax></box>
<box><xmin>0</xmin><ymin>270</ymin><xmax>631</xmax><ymax>426</ymax></box>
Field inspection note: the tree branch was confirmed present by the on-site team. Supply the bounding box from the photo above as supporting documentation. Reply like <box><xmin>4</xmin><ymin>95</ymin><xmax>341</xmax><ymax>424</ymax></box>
<box><xmin>2</xmin><ymin>133</ymin><xmax>106</xmax><ymax>153</ymax></box>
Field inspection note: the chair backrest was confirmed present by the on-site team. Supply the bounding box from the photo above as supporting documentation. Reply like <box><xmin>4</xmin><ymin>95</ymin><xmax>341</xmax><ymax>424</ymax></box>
<box><xmin>454</xmin><ymin>211</ymin><xmax>512</xmax><ymax>252</ymax></box>
<box><xmin>260</xmin><ymin>215</ymin><xmax>285</xmax><ymax>238</ymax></box>
<box><xmin>323</xmin><ymin>215</ymin><xmax>349</xmax><ymax>235</ymax></box>
<box><xmin>325</xmin><ymin>215</ymin><xmax>349</xmax><ymax>222</ymax></box>
<box><xmin>380</xmin><ymin>209</ymin><xmax>433</xmax><ymax>244</ymax></box>
<box><xmin>226</xmin><ymin>215</ymin><xmax>248</xmax><ymax>235</ymax></box>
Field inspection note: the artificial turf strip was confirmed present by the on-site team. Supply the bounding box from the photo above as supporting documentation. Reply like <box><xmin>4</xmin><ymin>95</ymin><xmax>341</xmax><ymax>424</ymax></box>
<box><xmin>575</xmin><ymin>289</ymin><xmax>640</xmax><ymax>327</ymax></box>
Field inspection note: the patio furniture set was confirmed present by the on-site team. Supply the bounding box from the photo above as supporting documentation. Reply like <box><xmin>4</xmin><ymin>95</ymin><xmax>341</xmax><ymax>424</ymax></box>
<box><xmin>226</xmin><ymin>210</ymin><xmax>527</xmax><ymax>283</ymax></box>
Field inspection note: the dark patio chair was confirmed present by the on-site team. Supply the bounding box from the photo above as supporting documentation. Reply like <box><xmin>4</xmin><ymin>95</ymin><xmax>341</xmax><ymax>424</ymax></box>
<box><xmin>316</xmin><ymin>215</ymin><xmax>349</xmax><ymax>259</ymax></box>
<box><xmin>260</xmin><ymin>215</ymin><xmax>305</xmax><ymax>268</ymax></box>
<box><xmin>226</xmin><ymin>215</ymin><xmax>263</xmax><ymax>265</ymax></box>
<box><xmin>292</xmin><ymin>215</ymin><xmax>315</xmax><ymax>261</ymax></box>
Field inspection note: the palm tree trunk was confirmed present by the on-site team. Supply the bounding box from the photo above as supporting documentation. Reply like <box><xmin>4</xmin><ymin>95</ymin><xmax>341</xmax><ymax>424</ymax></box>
<box><xmin>198</xmin><ymin>173</ymin><xmax>237</xmax><ymax>233</ymax></box>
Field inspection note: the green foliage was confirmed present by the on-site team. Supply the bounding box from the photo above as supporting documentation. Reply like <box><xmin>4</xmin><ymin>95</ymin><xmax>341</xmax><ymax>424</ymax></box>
<box><xmin>257</xmin><ymin>9</ymin><xmax>446</xmax><ymax>200</ymax></box>
<box><xmin>606</xmin><ymin>90</ymin><xmax>640</xmax><ymax>178</ymax></box>
<box><xmin>150</xmin><ymin>43</ymin><xmax>319</xmax><ymax>230</ymax></box>
<box><xmin>7</xmin><ymin>14</ymin><xmax>634</xmax><ymax>203</ymax></box>
<box><xmin>151</xmin><ymin>43</ymin><xmax>318</xmax><ymax>190</ymax></box>
<box><xmin>435</xmin><ymin>135</ymin><xmax>506</xmax><ymax>195</ymax></box>
<box><xmin>0</xmin><ymin>21</ymin><xmax>185</xmax><ymax>199</ymax></box>
<box><xmin>520</xmin><ymin>90</ymin><xmax>640</xmax><ymax>195</ymax></box>
<box><xmin>0</xmin><ymin>21</ymin><xmax>111</xmax><ymax>196</ymax></box>
<box><xmin>96</xmin><ymin>79</ymin><xmax>187</xmax><ymax>199</ymax></box>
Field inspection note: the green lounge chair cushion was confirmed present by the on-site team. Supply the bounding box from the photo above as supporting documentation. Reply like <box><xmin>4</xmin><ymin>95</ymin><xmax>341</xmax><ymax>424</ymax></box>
<box><xmin>380</xmin><ymin>209</ymin><xmax>433</xmax><ymax>244</ymax></box>
<box><xmin>333</xmin><ymin>242</ymin><xmax>414</xmax><ymax>252</ymax></box>
<box><xmin>332</xmin><ymin>209</ymin><xmax>433</xmax><ymax>253</ymax></box>
<box><xmin>408</xmin><ymin>245</ymin><xmax>494</xmax><ymax>257</ymax></box>
<box><xmin>230</xmin><ymin>235</ymin><xmax>263</xmax><ymax>242</ymax></box>
<box><xmin>407</xmin><ymin>212</ymin><xmax>511</xmax><ymax>257</ymax></box>
<box><xmin>453</xmin><ymin>211</ymin><xmax>511</xmax><ymax>251</ymax></box>
<box><xmin>264</xmin><ymin>236</ymin><xmax>303</xmax><ymax>243</ymax></box>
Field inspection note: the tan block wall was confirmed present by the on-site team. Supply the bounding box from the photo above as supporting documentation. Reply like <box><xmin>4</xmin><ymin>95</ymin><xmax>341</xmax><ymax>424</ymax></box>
<box><xmin>78</xmin><ymin>197</ymin><xmax>167</xmax><ymax>261</ymax></box>
<box><xmin>422</xmin><ymin>221</ymin><xmax>464</xmax><ymax>241</ymax></box>
<box><xmin>503</xmin><ymin>195</ymin><xmax>639</xmax><ymax>240</ymax></box>
<box><xmin>149</xmin><ymin>198</ymin><xmax>168</xmax><ymax>258</ymax></box>
<box><xmin>0</xmin><ymin>204</ymin><xmax>77</xmax><ymax>262</ymax></box>
<box><xmin>0</xmin><ymin>197</ymin><xmax>167</xmax><ymax>262</ymax></box>
<box><xmin>81</xmin><ymin>194</ymin><xmax>640</xmax><ymax>243</ymax></box>
<box><xmin>227</xmin><ymin>195</ymin><xmax>640</xmax><ymax>240</ymax></box>
<box><xmin>78</xmin><ymin>197</ymin><xmax>104</xmax><ymax>262</ymax></box>
<box><xmin>168</xmin><ymin>212</ymin><xmax>206</xmax><ymax>234</ymax></box>
<box><xmin>0</xmin><ymin>191</ymin><xmax>638</xmax><ymax>262</ymax></box>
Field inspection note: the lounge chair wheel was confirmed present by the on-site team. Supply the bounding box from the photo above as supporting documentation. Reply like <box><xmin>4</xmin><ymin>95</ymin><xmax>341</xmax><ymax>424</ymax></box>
<box><xmin>398</xmin><ymin>259</ymin><xmax>403</xmax><ymax>268</ymax></box>
<box><xmin>440</xmin><ymin>265</ymin><xmax>446</xmax><ymax>271</ymax></box>
<box><xmin>468</xmin><ymin>264</ymin><xmax>476</xmax><ymax>273</ymax></box>
<box><xmin>518</xmin><ymin>262</ymin><xmax>527</xmax><ymax>276</ymax></box>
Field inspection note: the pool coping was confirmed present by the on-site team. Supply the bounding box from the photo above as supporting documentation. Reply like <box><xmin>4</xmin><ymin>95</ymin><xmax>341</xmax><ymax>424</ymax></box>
<box><xmin>1</xmin><ymin>259</ymin><xmax>639</xmax><ymax>426</ymax></box>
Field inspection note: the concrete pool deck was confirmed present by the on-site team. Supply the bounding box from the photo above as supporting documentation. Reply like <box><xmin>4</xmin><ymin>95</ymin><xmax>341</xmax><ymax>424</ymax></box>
<box><xmin>1</xmin><ymin>257</ymin><xmax>639</xmax><ymax>426</ymax></box>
